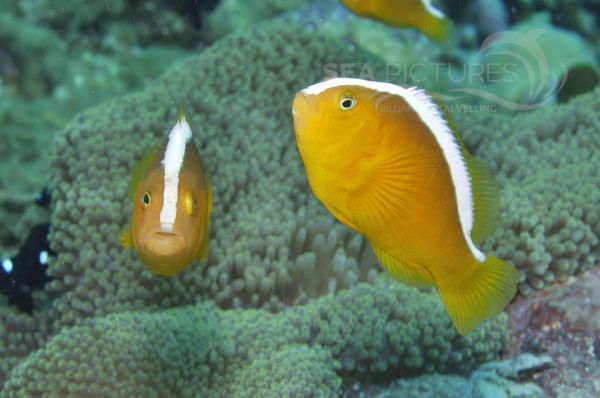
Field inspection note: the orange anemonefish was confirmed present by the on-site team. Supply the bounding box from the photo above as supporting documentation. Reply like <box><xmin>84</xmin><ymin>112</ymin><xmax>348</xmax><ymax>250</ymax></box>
<box><xmin>292</xmin><ymin>78</ymin><xmax>519</xmax><ymax>335</ymax></box>
<box><xmin>340</xmin><ymin>0</ymin><xmax>450</xmax><ymax>42</ymax></box>
<box><xmin>120</xmin><ymin>110</ymin><xmax>212</xmax><ymax>276</ymax></box>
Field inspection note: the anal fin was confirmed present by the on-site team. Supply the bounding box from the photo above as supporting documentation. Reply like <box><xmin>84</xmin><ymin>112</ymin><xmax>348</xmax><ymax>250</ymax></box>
<box><xmin>371</xmin><ymin>243</ymin><xmax>435</xmax><ymax>288</ymax></box>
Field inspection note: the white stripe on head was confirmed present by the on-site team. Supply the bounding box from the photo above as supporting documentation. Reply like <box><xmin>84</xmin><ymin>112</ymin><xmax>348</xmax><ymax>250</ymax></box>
<box><xmin>159</xmin><ymin>115</ymin><xmax>192</xmax><ymax>233</ymax></box>
<box><xmin>302</xmin><ymin>78</ymin><xmax>485</xmax><ymax>262</ymax></box>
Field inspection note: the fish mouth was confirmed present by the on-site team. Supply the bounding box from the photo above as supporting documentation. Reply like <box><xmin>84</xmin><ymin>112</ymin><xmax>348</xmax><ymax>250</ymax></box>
<box><xmin>155</xmin><ymin>232</ymin><xmax>176</xmax><ymax>237</ymax></box>
<box><xmin>142</xmin><ymin>231</ymin><xmax>187</xmax><ymax>258</ymax></box>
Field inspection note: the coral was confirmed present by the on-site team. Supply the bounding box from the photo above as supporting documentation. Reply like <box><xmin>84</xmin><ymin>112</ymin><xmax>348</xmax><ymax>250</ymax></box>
<box><xmin>0</xmin><ymin>300</ymin><xmax>50</xmax><ymax>387</ymax></box>
<box><xmin>365</xmin><ymin>354</ymin><xmax>551</xmax><ymax>398</ymax></box>
<box><xmin>234</xmin><ymin>345</ymin><xmax>339</xmax><ymax>397</ymax></box>
<box><xmin>0</xmin><ymin>279</ymin><xmax>510</xmax><ymax>397</ymax></box>
<box><xmin>457</xmin><ymin>85</ymin><xmax>600</xmax><ymax>295</ymax></box>
<box><xmin>507</xmin><ymin>267</ymin><xmax>600</xmax><ymax>397</ymax></box>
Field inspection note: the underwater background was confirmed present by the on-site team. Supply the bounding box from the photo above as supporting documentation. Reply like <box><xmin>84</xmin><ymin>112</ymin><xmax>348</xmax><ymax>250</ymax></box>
<box><xmin>1</xmin><ymin>0</ymin><xmax>599</xmax><ymax>396</ymax></box>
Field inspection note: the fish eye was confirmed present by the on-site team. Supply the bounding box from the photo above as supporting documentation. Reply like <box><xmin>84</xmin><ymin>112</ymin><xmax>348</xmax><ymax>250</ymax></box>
<box><xmin>185</xmin><ymin>191</ymin><xmax>198</xmax><ymax>216</ymax></box>
<box><xmin>141</xmin><ymin>192</ymin><xmax>151</xmax><ymax>209</ymax></box>
<box><xmin>338</xmin><ymin>94</ymin><xmax>357</xmax><ymax>111</ymax></box>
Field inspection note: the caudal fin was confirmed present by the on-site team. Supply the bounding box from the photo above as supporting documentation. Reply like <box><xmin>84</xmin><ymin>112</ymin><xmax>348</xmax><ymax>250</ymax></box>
<box><xmin>439</xmin><ymin>256</ymin><xmax>519</xmax><ymax>335</ymax></box>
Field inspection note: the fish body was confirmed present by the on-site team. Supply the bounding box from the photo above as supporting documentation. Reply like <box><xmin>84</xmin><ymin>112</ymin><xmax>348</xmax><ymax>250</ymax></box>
<box><xmin>341</xmin><ymin>0</ymin><xmax>450</xmax><ymax>41</ymax></box>
<box><xmin>120</xmin><ymin>112</ymin><xmax>211</xmax><ymax>276</ymax></box>
<box><xmin>292</xmin><ymin>78</ymin><xmax>519</xmax><ymax>335</ymax></box>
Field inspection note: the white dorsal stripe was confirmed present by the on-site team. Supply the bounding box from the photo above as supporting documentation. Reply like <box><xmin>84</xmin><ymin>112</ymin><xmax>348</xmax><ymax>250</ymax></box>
<box><xmin>421</xmin><ymin>0</ymin><xmax>445</xmax><ymax>19</ymax></box>
<box><xmin>160</xmin><ymin>115</ymin><xmax>192</xmax><ymax>233</ymax></box>
<box><xmin>302</xmin><ymin>78</ymin><xmax>485</xmax><ymax>262</ymax></box>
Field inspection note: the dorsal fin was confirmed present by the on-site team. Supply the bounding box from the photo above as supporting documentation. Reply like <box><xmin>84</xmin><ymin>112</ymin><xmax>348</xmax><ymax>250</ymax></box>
<box><xmin>465</xmin><ymin>153</ymin><xmax>500</xmax><ymax>244</ymax></box>
<box><xmin>127</xmin><ymin>144</ymin><xmax>162</xmax><ymax>200</ymax></box>
<box><xmin>444</xmin><ymin>113</ymin><xmax>500</xmax><ymax>244</ymax></box>
<box><xmin>178</xmin><ymin>105</ymin><xmax>186</xmax><ymax>123</ymax></box>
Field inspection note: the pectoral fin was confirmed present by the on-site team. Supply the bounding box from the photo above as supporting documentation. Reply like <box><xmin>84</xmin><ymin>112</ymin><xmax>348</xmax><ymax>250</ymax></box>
<box><xmin>346</xmin><ymin>150</ymin><xmax>436</xmax><ymax>226</ymax></box>
<box><xmin>119</xmin><ymin>229</ymin><xmax>132</xmax><ymax>249</ymax></box>
<box><xmin>198</xmin><ymin>172</ymin><xmax>212</xmax><ymax>263</ymax></box>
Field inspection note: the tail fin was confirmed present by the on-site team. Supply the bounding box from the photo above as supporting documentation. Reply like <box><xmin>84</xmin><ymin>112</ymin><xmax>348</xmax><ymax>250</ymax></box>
<box><xmin>439</xmin><ymin>256</ymin><xmax>519</xmax><ymax>335</ymax></box>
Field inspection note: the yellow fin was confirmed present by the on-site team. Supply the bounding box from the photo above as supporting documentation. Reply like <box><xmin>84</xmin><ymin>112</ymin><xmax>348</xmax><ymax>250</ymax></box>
<box><xmin>178</xmin><ymin>105</ymin><xmax>186</xmax><ymax>123</ymax></box>
<box><xmin>371</xmin><ymin>244</ymin><xmax>435</xmax><ymax>288</ymax></box>
<box><xmin>127</xmin><ymin>145</ymin><xmax>161</xmax><ymax>200</ymax></box>
<box><xmin>444</xmin><ymin>113</ymin><xmax>500</xmax><ymax>244</ymax></box>
<box><xmin>199</xmin><ymin>234</ymin><xmax>209</xmax><ymax>263</ymax></box>
<box><xmin>119</xmin><ymin>229</ymin><xmax>132</xmax><ymax>249</ymax></box>
<box><xmin>439</xmin><ymin>255</ymin><xmax>519</xmax><ymax>335</ymax></box>
<box><xmin>420</xmin><ymin>14</ymin><xmax>450</xmax><ymax>42</ymax></box>
<box><xmin>466</xmin><ymin>154</ymin><xmax>501</xmax><ymax>245</ymax></box>
<box><xmin>198</xmin><ymin>172</ymin><xmax>212</xmax><ymax>263</ymax></box>
<box><xmin>206</xmin><ymin>171</ymin><xmax>212</xmax><ymax>221</ymax></box>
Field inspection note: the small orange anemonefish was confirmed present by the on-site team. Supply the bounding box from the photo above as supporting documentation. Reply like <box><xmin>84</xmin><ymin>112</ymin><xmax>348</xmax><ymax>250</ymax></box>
<box><xmin>340</xmin><ymin>0</ymin><xmax>450</xmax><ymax>42</ymax></box>
<box><xmin>120</xmin><ymin>110</ymin><xmax>211</xmax><ymax>276</ymax></box>
<box><xmin>292</xmin><ymin>77</ymin><xmax>519</xmax><ymax>335</ymax></box>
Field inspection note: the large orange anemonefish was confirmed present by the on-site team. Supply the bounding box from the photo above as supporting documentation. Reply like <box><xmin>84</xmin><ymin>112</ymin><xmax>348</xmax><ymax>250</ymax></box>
<box><xmin>120</xmin><ymin>110</ymin><xmax>211</xmax><ymax>276</ymax></box>
<box><xmin>292</xmin><ymin>77</ymin><xmax>519</xmax><ymax>335</ymax></box>
<box><xmin>340</xmin><ymin>0</ymin><xmax>450</xmax><ymax>42</ymax></box>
